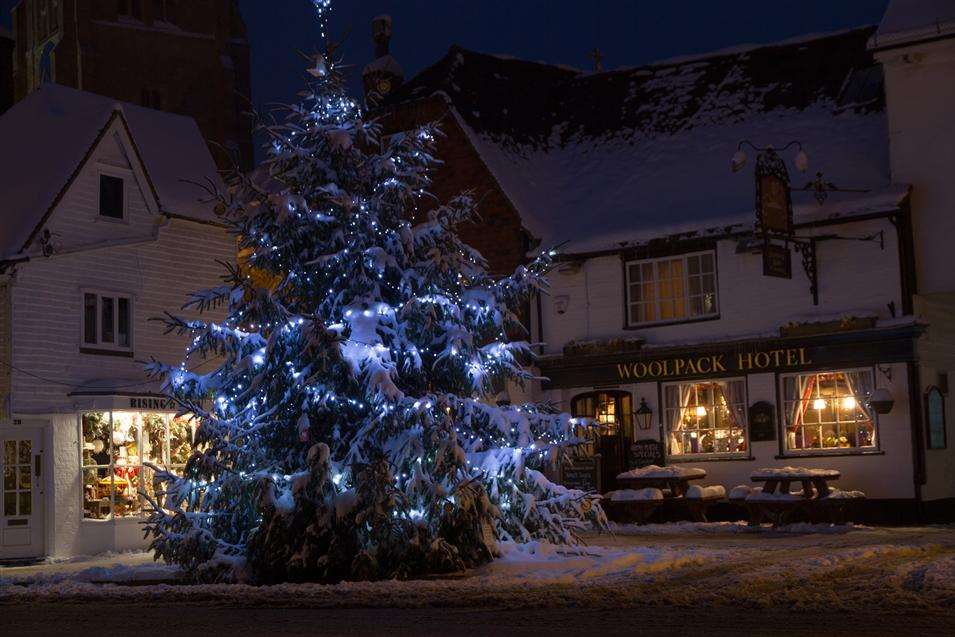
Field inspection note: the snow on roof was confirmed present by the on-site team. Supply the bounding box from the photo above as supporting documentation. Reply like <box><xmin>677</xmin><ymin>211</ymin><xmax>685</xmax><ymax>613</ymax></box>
<box><xmin>385</xmin><ymin>27</ymin><xmax>896</xmax><ymax>254</ymax></box>
<box><xmin>869</xmin><ymin>0</ymin><xmax>955</xmax><ymax>50</ymax></box>
<box><xmin>0</xmin><ymin>83</ymin><xmax>223</xmax><ymax>257</ymax></box>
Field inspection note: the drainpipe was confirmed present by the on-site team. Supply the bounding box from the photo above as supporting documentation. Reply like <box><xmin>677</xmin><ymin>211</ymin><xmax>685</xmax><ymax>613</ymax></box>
<box><xmin>907</xmin><ymin>361</ymin><xmax>925</xmax><ymax>522</ymax></box>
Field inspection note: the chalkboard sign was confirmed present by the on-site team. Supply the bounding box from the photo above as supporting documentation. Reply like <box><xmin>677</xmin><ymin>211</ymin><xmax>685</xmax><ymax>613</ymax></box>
<box><xmin>748</xmin><ymin>401</ymin><xmax>777</xmax><ymax>442</ymax></box>
<box><xmin>629</xmin><ymin>439</ymin><xmax>664</xmax><ymax>468</ymax></box>
<box><xmin>561</xmin><ymin>456</ymin><xmax>601</xmax><ymax>493</ymax></box>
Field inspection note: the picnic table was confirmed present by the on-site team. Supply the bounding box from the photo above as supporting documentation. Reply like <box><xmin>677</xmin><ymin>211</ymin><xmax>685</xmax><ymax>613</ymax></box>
<box><xmin>737</xmin><ymin>467</ymin><xmax>862</xmax><ymax>526</ymax></box>
<box><xmin>615</xmin><ymin>464</ymin><xmax>706</xmax><ymax>497</ymax></box>
<box><xmin>608</xmin><ymin>465</ymin><xmax>720</xmax><ymax>523</ymax></box>
<box><xmin>750</xmin><ymin>467</ymin><xmax>840</xmax><ymax>499</ymax></box>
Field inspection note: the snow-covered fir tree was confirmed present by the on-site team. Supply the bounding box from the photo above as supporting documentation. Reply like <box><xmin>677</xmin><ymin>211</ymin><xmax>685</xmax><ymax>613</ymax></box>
<box><xmin>142</xmin><ymin>11</ymin><xmax>605</xmax><ymax>583</ymax></box>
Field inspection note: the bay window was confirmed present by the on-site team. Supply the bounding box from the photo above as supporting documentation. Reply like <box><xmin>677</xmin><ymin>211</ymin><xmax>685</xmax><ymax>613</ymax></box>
<box><xmin>81</xmin><ymin>411</ymin><xmax>196</xmax><ymax>520</ymax></box>
<box><xmin>626</xmin><ymin>251</ymin><xmax>718</xmax><ymax>326</ymax></box>
<box><xmin>782</xmin><ymin>369</ymin><xmax>876</xmax><ymax>453</ymax></box>
<box><xmin>664</xmin><ymin>379</ymin><xmax>747</xmax><ymax>457</ymax></box>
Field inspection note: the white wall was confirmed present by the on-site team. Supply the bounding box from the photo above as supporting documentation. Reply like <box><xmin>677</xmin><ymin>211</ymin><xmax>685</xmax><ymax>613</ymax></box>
<box><xmin>540</xmin><ymin>217</ymin><xmax>901</xmax><ymax>353</ymax></box>
<box><xmin>877</xmin><ymin>38</ymin><xmax>955</xmax><ymax>296</ymax></box>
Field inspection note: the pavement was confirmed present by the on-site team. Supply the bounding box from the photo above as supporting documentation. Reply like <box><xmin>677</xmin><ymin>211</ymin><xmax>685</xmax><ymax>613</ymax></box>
<box><xmin>3</xmin><ymin>523</ymin><xmax>954</xmax><ymax>636</ymax></box>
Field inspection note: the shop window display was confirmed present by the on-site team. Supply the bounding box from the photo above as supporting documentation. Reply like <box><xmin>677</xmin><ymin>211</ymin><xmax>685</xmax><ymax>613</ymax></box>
<box><xmin>664</xmin><ymin>380</ymin><xmax>747</xmax><ymax>457</ymax></box>
<box><xmin>782</xmin><ymin>370</ymin><xmax>876</xmax><ymax>452</ymax></box>
<box><xmin>81</xmin><ymin>411</ymin><xmax>196</xmax><ymax>520</ymax></box>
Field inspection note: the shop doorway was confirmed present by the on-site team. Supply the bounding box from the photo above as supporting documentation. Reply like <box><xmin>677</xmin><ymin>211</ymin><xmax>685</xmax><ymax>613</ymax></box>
<box><xmin>1</xmin><ymin>425</ymin><xmax>45</xmax><ymax>560</ymax></box>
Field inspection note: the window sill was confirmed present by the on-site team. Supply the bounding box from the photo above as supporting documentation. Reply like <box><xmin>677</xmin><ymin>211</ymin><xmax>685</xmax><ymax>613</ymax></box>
<box><xmin>775</xmin><ymin>450</ymin><xmax>884</xmax><ymax>459</ymax></box>
<box><xmin>80</xmin><ymin>347</ymin><xmax>134</xmax><ymax>358</ymax></box>
<box><xmin>668</xmin><ymin>455</ymin><xmax>754</xmax><ymax>463</ymax></box>
<box><xmin>624</xmin><ymin>314</ymin><xmax>721</xmax><ymax>330</ymax></box>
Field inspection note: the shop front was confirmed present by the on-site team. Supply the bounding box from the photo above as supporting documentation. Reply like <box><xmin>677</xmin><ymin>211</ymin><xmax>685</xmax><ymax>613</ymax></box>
<box><xmin>0</xmin><ymin>393</ymin><xmax>199</xmax><ymax>560</ymax></box>
<box><xmin>540</xmin><ymin>324</ymin><xmax>924</xmax><ymax>512</ymax></box>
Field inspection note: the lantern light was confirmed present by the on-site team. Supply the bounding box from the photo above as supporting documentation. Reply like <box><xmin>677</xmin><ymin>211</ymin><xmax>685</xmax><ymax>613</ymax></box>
<box><xmin>635</xmin><ymin>398</ymin><xmax>654</xmax><ymax>431</ymax></box>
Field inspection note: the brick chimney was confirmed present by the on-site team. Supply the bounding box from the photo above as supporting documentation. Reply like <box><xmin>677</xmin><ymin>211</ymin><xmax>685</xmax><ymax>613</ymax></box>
<box><xmin>373</xmin><ymin>15</ymin><xmax>392</xmax><ymax>58</ymax></box>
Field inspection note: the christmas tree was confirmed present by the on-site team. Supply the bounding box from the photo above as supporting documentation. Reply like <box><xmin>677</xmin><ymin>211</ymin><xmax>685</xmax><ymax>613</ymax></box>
<box><xmin>142</xmin><ymin>3</ymin><xmax>604</xmax><ymax>583</ymax></box>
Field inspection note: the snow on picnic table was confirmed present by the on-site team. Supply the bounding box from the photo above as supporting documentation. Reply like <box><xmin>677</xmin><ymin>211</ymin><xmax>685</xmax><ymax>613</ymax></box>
<box><xmin>617</xmin><ymin>464</ymin><xmax>706</xmax><ymax>480</ymax></box>
<box><xmin>750</xmin><ymin>466</ymin><xmax>840</xmax><ymax>479</ymax></box>
<box><xmin>3</xmin><ymin>525</ymin><xmax>954</xmax><ymax>615</ymax></box>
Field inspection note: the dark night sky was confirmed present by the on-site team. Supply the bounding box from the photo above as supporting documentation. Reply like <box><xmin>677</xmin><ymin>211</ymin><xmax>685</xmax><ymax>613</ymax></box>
<box><xmin>2</xmin><ymin>1</ymin><xmax>890</xmax><ymax>116</ymax></box>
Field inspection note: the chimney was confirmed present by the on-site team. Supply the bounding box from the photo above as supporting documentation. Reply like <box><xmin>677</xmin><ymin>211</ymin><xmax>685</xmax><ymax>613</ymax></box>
<box><xmin>372</xmin><ymin>15</ymin><xmax>392</xmax><ymax>59</ymax></box>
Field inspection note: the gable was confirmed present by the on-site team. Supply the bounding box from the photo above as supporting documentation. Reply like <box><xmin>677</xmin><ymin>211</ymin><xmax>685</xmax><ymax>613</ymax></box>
<box><xmin>0</xmin><ymin>84</ymin><xmax>223</xmax><ymax>260</ymax></box>
<box><xmin>38</xmin><ymin>117</ymin><xmax>162</xmax><ymax>253</ymax></box>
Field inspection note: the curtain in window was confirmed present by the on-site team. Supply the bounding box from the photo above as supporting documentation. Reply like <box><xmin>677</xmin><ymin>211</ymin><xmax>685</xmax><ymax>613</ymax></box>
<box><xmin>843</xmin><ymin>370</ymin><xmax>874</xmax><ymax>420</ymax></box>
<box><xmin>724</xmin><ymin>380</ymin><xmax>746</xmax><ymax>428</ymax></box>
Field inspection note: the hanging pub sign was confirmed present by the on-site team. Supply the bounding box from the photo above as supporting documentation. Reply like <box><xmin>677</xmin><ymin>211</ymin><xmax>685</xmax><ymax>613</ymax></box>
<box><xmin>748</xmin><ymin>401</ymin><xmax>777</xmax><ymax>442</ymax></box>
<box><xmin>762</xmin><ymin>243</ymin><xmax>792</xmax><ymax>279</ymax></box>
<box><xmin>755</xmin><ymin>148</ymin><xmax>794</xmax><ymax>237</ymax></box>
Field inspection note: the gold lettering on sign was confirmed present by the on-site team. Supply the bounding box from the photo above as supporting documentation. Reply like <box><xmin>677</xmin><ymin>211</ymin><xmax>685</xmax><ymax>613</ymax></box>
<box><xmin>613</xmin><ymin>347</ymin><xmax>814</xmax><ymax>380</ymax></box>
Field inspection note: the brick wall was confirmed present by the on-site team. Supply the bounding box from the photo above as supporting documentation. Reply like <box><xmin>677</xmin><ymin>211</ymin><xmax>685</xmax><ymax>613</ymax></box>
<box><xmin>374</xmin><ymin>95</ymin><xmax>530</xmax><ymax>277</ymax></box>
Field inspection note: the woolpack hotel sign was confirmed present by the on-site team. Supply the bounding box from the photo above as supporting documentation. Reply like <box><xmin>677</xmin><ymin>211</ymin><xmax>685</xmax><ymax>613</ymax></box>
<box><xmin>537</xmin><ymin>327</ymin><xmax>922</xmax><ymax>390</ymax></box>
<box><xmin>615</xmin><ymin>347</ymin><xmax>812</xmax><ymax>381</ymax></box>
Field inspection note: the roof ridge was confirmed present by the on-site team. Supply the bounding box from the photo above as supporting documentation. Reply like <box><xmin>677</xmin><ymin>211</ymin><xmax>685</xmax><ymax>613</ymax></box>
<box><xmin>442</xmin><ymin>25</ymin><xmax>877</xmax><ymax>81</ymax></box>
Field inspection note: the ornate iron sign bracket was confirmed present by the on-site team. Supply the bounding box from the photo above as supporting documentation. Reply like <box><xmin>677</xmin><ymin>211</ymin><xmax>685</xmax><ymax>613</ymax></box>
<box><xmin>792</xmin><ymin>238</ymin><xmax>818</xmax><ymax>305</ymax></box>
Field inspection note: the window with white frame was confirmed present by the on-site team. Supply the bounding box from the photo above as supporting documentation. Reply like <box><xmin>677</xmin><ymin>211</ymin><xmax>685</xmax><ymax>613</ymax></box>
<box><xmin>81</xmin><ymin>411</ymin><xmax>196</xmax><ymax>520</ymax></box>
<box><xmin>781</xmin><ymin>369</ymin><xmax>877</xmax><ymax>453</ymax></box>
<box><xmin>664</xmin><ymin>379</ymin><xmax>748</xmax><ymax>457</ymax></box>
<box><xmin>99</xmin><ymin>174</ymin><xmax>125</xmax><ymax>219</ymax></box>
<box><xmin>82</xmin><ymin>292</ymin><xmax>132</xmax><ymax>351</ymax></box>
<box><xmin>626</xmin><ymin>251</ymin><xmax>717</xmax><ymax>326</ymax></box>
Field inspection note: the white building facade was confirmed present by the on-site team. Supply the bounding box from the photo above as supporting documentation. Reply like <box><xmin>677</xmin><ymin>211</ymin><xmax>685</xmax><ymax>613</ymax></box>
<box><xmin>0</xmin><ymin>85</ymin><xmax>233</xmax><ymax>560</ymax></box>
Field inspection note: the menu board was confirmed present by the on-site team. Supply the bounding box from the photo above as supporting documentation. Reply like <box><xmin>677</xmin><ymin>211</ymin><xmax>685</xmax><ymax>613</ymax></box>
<box><xmin>629</xmin><ymin>440</ymin><xmax>664</xmax><ymax>468</ymax></box>
<box><xmin>561</xmin><ymin>456</ymin><xmax>601</xmax><ymax>493</ymax></box>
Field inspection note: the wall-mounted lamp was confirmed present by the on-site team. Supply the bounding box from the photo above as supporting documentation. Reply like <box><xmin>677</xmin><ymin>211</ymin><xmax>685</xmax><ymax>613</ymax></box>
<box><xmin>636</xmin><ymin>398</ymin><xmax>653</xmax><ymax>431</ymax></box>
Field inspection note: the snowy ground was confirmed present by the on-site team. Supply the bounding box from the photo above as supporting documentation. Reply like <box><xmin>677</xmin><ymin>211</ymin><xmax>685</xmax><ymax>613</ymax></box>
<box><xmin>2</xmin><ymin>524</ymin><xmax>954</xmax><ymax>635</ymax></box>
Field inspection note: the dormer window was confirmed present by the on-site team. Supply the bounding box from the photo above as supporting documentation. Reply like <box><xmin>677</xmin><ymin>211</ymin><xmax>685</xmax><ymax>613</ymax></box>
<box><xmin>99</xmin><ymin>174</ymin><xmax>125</xmax><ymax>220</ymax></box>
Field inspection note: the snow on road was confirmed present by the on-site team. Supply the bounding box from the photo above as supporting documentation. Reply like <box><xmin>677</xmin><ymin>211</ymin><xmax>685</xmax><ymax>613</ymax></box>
<box><xmin>2</xmin><ymin>524</ymin><xmax>953</xmax><ymax>615</ymax></box>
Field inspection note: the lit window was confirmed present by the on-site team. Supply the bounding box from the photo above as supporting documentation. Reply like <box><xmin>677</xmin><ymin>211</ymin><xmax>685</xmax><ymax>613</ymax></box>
<box><xmin>926</xmin><ymin>386</ymin><xmax>947</xmax><ymax>450</ymax></box>
<box><xmin>82</xmin><ymin>291</ymin><xmax>132</xmax><ymax>351</ymax></box>
<box><xmin>626</xmin><ymin>251</ymin><xmax>718</xmax><ymax>326</ymax></box>
<box><xmin>81</xmin><ymin>411</ymin><xmax>196</xmax><ymax>520</ymax></box>
<box><xmin>664</xmin><ymin>380</ymin><xmax>747</xmax><ymax>457</ymax></box>
<box><xmin>99</xmin><ymin>174</ymin><xmax>125</xmax><ymax>219</ymax></box>
<box><xmin>782</xmin><ymin>370</ymin><xmax>876</xmax><ymax>452</ymax></box>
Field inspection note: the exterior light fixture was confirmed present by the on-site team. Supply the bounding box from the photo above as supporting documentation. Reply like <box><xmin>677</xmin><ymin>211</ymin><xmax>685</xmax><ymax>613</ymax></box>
<box><xmin>868</xmin><ymin>388</ymin><xmax>895</xmax><ymax>414</ymax></box>
<box><xmin>636</xmin><ymin>398</ymin><xmax>653</xmax><ymax>431</ymax></box>
<box><xmin>794</xmin><ymin>149</ymin><xmax>810</xmax><ymax>172</ymax></box>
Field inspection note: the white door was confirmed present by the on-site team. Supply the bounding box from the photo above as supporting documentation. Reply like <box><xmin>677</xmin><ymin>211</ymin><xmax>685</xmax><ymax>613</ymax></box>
<box><xmin>1</xmin><ymin>427</ymin><xmax>45</xmax><ymax>560</ymax></box>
